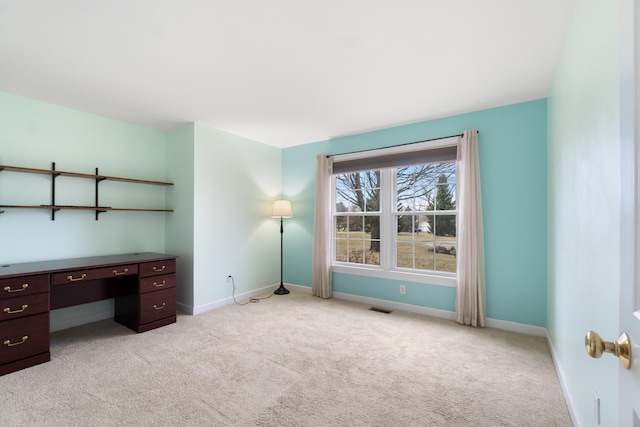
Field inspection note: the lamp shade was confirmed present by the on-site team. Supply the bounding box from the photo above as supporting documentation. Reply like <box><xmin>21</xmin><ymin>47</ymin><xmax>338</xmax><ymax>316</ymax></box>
<box><xmin>272</xmin><ymin>199</ymin><xmax>292</xmax><ymax>218</ymax></box>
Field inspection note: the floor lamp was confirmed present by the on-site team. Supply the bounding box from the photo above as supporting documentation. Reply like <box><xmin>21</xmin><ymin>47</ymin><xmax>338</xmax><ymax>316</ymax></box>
<box><xmin>272</xmin><ymin>199</ymin><xmax>292</xmax><ymax>295</ymax></box>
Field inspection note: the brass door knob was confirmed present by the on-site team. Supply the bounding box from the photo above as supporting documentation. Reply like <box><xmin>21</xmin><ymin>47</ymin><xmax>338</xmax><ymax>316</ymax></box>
<box><xmin>585</xmin><ymin>331</ymin><xmax>631</xmax><ymax>369</ymax></box>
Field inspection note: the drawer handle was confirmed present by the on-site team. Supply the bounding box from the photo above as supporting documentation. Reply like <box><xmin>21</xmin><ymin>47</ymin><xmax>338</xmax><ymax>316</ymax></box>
<box><xmin>4</xmin><ymin>336</ymin><xmax>28</xmax><ymax>347</ymax></box>
<box><xmin>153</xmin><ymin>281</ymin><xmax>166</xmax><ymax>288</ymax></box>
<box><xmin>112</xmin><ymin>268</ymin><xmax>129</xmax><ymax>276</ymax></box>
<box><xmin>152</xmin><ymin>265</ymin><xmax>166</xmax><ymax>272</ymax></box>
<box><xmin>153</xmin><ymin>303</ymin><xmax>166</xmax><ymax>310</ymax></box>
<box><xmin>3</xmin><ymin>283</ymin><xmax>29</xmax><ymax>293</ymax></box>
<box><xmin>4</xmin><ymin>304</ymin><xmax>28</xmax><ymax>314</ymax></box>
<box><xmin>67</xmin><ymin>274</ymin><xmax>87</xmax><ymax>282</ymax></box>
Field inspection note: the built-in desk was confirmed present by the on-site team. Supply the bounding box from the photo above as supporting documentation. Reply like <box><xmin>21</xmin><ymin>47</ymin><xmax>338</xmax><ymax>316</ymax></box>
<box><xmin>0</xmin><ymin>252</ymin><xmax>177</xmax><ymax>376</ymax></box>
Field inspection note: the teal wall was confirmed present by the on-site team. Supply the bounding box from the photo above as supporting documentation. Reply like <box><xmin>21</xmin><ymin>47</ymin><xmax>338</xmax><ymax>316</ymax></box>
<box><xmin>282</xmin><ymin>99</ymin><xmax>548</xmax><ymax>327</ymax></box>
<box><xmin>547</xmin><ymin>0</ymin><xmax>621</xmax><ymax>424</ymax></box>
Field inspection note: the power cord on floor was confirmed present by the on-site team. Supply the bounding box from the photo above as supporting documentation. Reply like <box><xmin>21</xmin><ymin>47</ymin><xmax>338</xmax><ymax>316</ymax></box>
<box><xmin>230</xmin><ymin>275</ymin><xmax>273</xmax><ymax>306</ymax></box>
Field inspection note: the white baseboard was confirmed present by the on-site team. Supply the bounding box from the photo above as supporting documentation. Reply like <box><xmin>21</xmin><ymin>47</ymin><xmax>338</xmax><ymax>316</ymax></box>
<box><xmin>176</xmin><ymin>301</ymin><xmax>195</xmax><ymax>315</ymax></box>
<box><xmin>484</xmin><ymin>317</ymin><xmax>547</xmax><ymax>337</ymax></box>
<box><xmin>190</xmin><ymin>283</ymin><xmax>280</xmax><ymax>315</ymax></box>
<box><xmin>332</xmin><ymin>290</ymin><xmax>456</xmax><ymax>321</ymax></box>
<box><xmin>286</xmin><ymin>283</ymin><xmax>312</xmax><ymax>294</ymax></box>
<box><xmin>546</xmin><ymin>331</ymin><xmax>579</xmax><ymax>426</ymax></box>
<box><xmin>329</xmin><ymin>288</ymin><xmax>546</xmax><ymax>337</ymax></box>
<box><xmin>260</xmin><ymin>283</ymin><xmax>548</xmax><ymax>337</ymax></box>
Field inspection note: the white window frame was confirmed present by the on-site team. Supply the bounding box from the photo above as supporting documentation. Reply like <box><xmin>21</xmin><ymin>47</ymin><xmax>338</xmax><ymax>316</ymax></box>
<box><xmin>331</xmin><ymin>137</ymin><xmax>458</xmax><ymax>287</ymax></box>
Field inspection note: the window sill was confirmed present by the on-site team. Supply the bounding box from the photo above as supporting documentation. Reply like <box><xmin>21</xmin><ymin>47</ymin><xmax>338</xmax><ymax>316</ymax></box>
<box><xmin>332</xmin><ymin>264</ymin><xmax>456</xmax><ymax>287</ymax></box>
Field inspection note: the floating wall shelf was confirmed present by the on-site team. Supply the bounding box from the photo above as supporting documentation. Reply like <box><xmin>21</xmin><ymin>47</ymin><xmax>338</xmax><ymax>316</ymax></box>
<box><xmin>0</xmin><ymin>163</ymin><xmax>174</xmax><ymax>220</ymax></box>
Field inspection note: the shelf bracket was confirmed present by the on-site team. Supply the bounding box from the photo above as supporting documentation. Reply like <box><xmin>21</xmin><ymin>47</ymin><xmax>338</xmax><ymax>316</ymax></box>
<box><xmin>95</xmin><ymin>167</ymin><xmax>107</xmax><ymax>220</ymax></box>
<box><xmin>51</xmin><ymin>162</ymin><xmax>58</xmax><ymax>221</ymax></box>
<box><xmin>95</xmin><ymin>209</ymin><xmax>107</xmax><ymax>220</ymax></box>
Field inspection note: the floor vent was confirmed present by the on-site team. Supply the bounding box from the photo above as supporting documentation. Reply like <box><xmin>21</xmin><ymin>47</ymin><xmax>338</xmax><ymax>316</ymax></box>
<box><xmin>369</xmin><ymin>307</ymin><xmax>392</xmax><ymax>314</ymax></box>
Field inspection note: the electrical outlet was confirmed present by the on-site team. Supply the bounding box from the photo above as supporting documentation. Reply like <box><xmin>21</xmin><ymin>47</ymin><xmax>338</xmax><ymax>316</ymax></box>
<box><xmin>399</xmin><ymin>285</ymin><xmax>406</xmax><ymax>294</ymax></box>
<box><xmin>593</xmin><ymin>391</ymin><xmax>600</xmax><ymax>425</ymax></box>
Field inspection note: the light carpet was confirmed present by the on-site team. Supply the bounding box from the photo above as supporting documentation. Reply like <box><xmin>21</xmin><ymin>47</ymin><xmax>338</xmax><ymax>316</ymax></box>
<box><xmin>1</xmin><ymin>290</ymin><xmax>572</xmax><ymax>426</ymax></box>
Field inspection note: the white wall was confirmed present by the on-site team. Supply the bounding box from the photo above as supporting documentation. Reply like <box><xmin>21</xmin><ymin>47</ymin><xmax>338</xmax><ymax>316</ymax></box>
<box><xmin>165</xmin><ymin>124</ymin><xmax>195</xmax><ymax>310</ymax></box>
<box><xmin>547</xmin><ymin>0</ymin><xmax>621</xmax><ymax>424</ymax></box>
<box><xmin>191</xmin><ymin>124</ymin><xmax>282</xmax><ymax>311</ymax></box>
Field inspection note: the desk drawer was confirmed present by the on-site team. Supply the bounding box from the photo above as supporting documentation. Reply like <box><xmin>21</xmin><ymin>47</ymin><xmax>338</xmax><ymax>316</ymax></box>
<box><xmin>139</xmin><ymin>274</ymin><xmax>176</xmax><ymax>294</ymax></box>
<box><xmin>0</xmin><ymin>313</ymin><xmax>49</xmax><ymax>366</ymax></box>
<box><xmin>0</xmin><ymin>274</ymin><xmax>49</xmax><ymax>300</ymax></box>
<box><xmin>139</xmin><ymin>287</ymin><xmax>176</xmax><ymax>325</ymax></box>
<box><xmin>139</xmin><ymin>259</ymin><xmax>176</xmax><ymax>278</ymax></box>
<box><xmin>0</xmin><ymin>293</ymin><xmax>49</xmax><ymax>322</ymax></box>
<box><xmin>53</xmin><ymin>264</ymin><xmax>138</xmax><ymax>285</ymax></box>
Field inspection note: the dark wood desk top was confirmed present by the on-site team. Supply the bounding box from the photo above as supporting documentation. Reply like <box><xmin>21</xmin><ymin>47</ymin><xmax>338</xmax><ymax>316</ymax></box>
<box><xmin>0</xmin><ymin>252</ymin><xmax>177</xmax><ymax>278</ymax></box>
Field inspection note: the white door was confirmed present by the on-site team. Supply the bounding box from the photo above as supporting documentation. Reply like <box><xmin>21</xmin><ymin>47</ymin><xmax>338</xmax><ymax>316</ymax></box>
<box><xmin>620</xmin><ymin>0</ymin><xmax>640</xmax><ymax>423</ymax></box>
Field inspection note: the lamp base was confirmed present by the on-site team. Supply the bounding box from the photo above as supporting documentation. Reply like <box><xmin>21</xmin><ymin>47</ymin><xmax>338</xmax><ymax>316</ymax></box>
<box><xmin>274</xmin><ymin>283</ymin><xmax>290</xmax><ymax>295</ymax></box>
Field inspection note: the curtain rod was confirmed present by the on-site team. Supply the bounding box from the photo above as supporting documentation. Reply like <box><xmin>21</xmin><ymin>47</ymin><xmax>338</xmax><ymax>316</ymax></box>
<box><xmin>326</xmin><ymin>131</ymin><xmax>478</xmax><ymax>158</ymax></box>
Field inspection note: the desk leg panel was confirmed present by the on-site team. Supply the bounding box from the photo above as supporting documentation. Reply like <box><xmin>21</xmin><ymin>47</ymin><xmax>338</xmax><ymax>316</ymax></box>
<box><xmin>0</xmin><ymin>352</ymin><xmax>50</xmax><ymax>376</ymax></box>
<box><xmin>136</xmin><ymin>315</ymin><xmax>177</xmax><ymax>333</ymax></box>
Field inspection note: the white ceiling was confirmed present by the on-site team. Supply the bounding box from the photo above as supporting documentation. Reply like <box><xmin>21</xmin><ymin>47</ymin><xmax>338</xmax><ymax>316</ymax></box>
<box><xmin>0</xmin><ymin>0</ymin><xmax>576</xmax><ymax>148</ymax></box>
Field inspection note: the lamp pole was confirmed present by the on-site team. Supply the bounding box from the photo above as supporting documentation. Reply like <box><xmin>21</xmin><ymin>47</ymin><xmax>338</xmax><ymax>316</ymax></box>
<box><xmin>274</xmin><ymin>215</ymin><xmax>290</xmax><ymax>295</ymax></box>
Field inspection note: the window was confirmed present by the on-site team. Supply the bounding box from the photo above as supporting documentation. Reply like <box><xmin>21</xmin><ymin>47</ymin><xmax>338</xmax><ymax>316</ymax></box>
<box><xmin>335</xmin><ymin>171</ymin><xmax>381</xmax><ymax>266</ymax></box>
<box><xmin>395</xmin><ymin>162</ymin><xmax>457</xmax><ymax>273</ymax></box>
<box><xmin>331</xmin><ymin>138</ymin><xmax>458</xmax><ymax>284</ymax></box>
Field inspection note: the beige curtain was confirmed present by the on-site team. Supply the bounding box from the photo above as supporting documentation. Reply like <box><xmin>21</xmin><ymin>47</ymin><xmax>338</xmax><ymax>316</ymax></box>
<box><xmin>455</xmin><ymin>129</ymin><xmax>486</xmax><ymax>327</ymax></box>
<box><xmin>312</xmin><ymin>154</ymin><xmax>333</xmax><ymax>298</ymax></box>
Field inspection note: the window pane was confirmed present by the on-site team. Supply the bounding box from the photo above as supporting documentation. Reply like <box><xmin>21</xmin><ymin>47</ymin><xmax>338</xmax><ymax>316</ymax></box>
<box><xmin>416</xmin><ymin>215</ymin><xmax>432</xmax><ymax>235</ymax></box>
<box><xmin>414</xmin><ymin>185</ymin><xmax>434</xmax><ymax>211</ymax></box>
<box><xmin>423</xmin><ymin>215</ymin><xmax>435</xmax><ymax>238</ymax></box>
<box><xmin>347</xmin><ymin>244</ymin><xmax>381</xmax><ymax>266</ymax></box>
<box><xmin>447</xmin><ymin>183</ymin><xmax>456</xmax><ymax>210</ymax></box>
<box><xmin>352</xmin><ymin>190</ymin><xmax>364</xmax><ymax>212</ymax></box>
<box><xmin>397</xmin><ymin>242</ymin><xmax>414</xmax><ymax>268</ymax></box>
<box><xmin>366</xmin><ymin>187</ymin><xmax>380</xmax><ymax>212</ymax></box>
<box><xmin>415</xmin><ymin>243</ymin><xmax>435</xmax><ymax>271</ymax></box>
<box><xmin>397</xmin><ymin>214</ymin><xmax>415</xmax><ymax>239</ymax></box>
<box><xmin>435</xmin><ymin>242</ymin><xmax>457</xmax><ymax>272</ymax></box>
<box><xmin>397</xmin><ymin>165</ymin><xmax>436</xmax><ymax>212</ymax></box>
<box><xmin>335</xmin><ymin>179</ymin><xmax>353</xmax><ymax>211</ymax></box>
<box><xmin>335</xmin><ymin>215</ymin><xmax>348</xmax><ymax>232</ymax></box>
<box><xmin>364</xmin><ymin>215</ymin><xmax>380</xmax><ymax>266</ymax></box>
<box><xmin>437</xmin><ymin>162</ymin><xmax>456</xmax><ymax>182</ymax></box>
<box><xmin>335</xmin><ymin>214</ymin><xmax>381</xmax><ymax>266</ymax></box>
<box><xmin>335</xmin><ymin>189</ymin><xmax>350</xmax><ymax>212</ymax></box>
<box><xmin>434</xmin><ymin>176</ymin><xmax>455</xmax><ymax>211</ymax></box>
<box><xmin>363</xmin><ymin>249</ymin><xmax>380</xmax><ymax>266</ymax></box>
<box><xmin>348</xmin><ymin>245</ymin><xmax>364</xmax><ymax>263</ymax></box>
<box><xmin>347</xmin><ymin>216</ymin><xmax>364</xmax><ymax>233</ymax></box>
<box><xmin>434</xmin><ymin>215</ymin><xmax>456</xmax><ymax>238</ymax></box>
<box><xmin>335</xmin><ymin>171</ymin><xmax>380</xmax><ymax>213</ymax></box>
<box><xmin>335</xmin><ymin>239</ymin><xmax>348</xmax><ymax>262</ymax></box>
<box><xmin>396</xmin><ymin>182</ymin><xmax>413</xmax><ymax>203</ymax></box>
